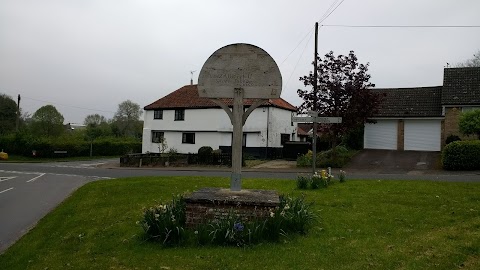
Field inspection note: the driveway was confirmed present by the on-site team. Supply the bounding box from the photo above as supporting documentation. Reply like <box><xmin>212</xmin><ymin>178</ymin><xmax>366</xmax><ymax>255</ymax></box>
<box><xmin>344</xmin><ymin>150</ymin><xmax>442</xmax><ymax>174</ymax></box>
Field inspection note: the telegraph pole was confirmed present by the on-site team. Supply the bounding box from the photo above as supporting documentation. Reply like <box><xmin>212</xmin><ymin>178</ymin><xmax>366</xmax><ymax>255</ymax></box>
<box><xmin>16</xmin><ymin>94</ymin><xmax>21</xmax><ymax>132</ymax></box>
<box><xmin>312</xmin><ymin>22</ymin><xmax>319</xmax><ymax>174</ymax></box>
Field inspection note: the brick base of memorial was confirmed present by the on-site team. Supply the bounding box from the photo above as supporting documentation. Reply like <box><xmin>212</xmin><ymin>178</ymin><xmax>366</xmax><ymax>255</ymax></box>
<box><xmin>184</xmin><ymin>188</ymin><xmax>280</xmax><ymax>228</ymax></box>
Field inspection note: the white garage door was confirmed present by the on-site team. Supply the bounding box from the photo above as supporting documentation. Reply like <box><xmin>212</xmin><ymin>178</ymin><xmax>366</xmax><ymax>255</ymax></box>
<box><xmin>364</xmin><ymin>120</ymin><xmax>398</xmax><ymax>150</ymax></box>
<box><xmin>404</xmin><ymin>120</ymin><xmax>441</xmax><ymax>151</ymax></box>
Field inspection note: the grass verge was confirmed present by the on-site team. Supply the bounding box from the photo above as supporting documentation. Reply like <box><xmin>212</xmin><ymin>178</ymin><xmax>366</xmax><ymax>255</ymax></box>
<box><xmin>0</xmin><ymin>177</ymin><xmax>479</xmax><ymax>269</ymax></box>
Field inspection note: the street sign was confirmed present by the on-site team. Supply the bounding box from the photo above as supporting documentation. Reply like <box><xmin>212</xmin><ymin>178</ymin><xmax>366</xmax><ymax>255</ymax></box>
<box><xmin>292</xmin><ymin>116</ymin><xmax>313</xmax><ymax>122</ymax></box>
<box><xmin>314</xmin><ymin>117</ymin><xmax>342</xmax><ymax>123</ymax></box>
<box><xmin>292</xmin><ymin>116</ymin><xmax>342</xmax><ymax>123</ymax></box>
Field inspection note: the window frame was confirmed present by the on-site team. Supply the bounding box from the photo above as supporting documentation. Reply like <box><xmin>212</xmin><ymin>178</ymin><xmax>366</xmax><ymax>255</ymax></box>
<box><xmin>280</xmin><ymin>133</ymin><xmax>290</xmax><ymax>146</ymax></box>
<box><xmin>151</xmin><ymin>131</ymin><xmax>164</xmax><ymax>143</ymax></box>
<box><xmin>182</xmin><ymin>132</ymin><xmax>195</xmax><ymax>144</ymax></box>
<box><xmin>174</xmin><ymin>109</ymin><xmax>185</xmax><ymax>121</ymax></box>
<box><xmin>153</xmin><ymin>110</ymin><xmax>163</xmax><ymax>120</ymax></box>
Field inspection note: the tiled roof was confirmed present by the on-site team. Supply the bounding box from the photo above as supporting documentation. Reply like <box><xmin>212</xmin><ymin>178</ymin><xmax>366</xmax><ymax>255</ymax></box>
<box><xmin>144</xmin><ymin>84</ymin><xmax>297</xmax><ymax>111</ymax></box>
<box><xmin>297</xmin><ymin>123</ymin><xmax>323</xmax><ymax>136</ymax></box>
<box><xmin>372</xmin><ymin>86</ymin><xmax>443</xmax><ymax>117</ymax></box>
<box><xmin>442</xmin><ymin>67</ymin><xmax>480</xmax><ymax>105</ymax></box>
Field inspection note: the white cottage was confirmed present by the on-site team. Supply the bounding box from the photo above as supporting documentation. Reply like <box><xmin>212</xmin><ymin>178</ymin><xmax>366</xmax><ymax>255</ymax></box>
<box><xmin>142</xmin><ymin>84</ymin><xmax>297</xmax><ymax>157</ymax></box>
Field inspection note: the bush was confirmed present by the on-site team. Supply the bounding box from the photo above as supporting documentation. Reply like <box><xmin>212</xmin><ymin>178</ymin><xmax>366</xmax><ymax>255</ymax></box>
<box><xmin>140</xmin><ymin>196</ymin><xmax>186</xmax><ymax>245</ymax></box>
<box><xmin>296</xmin><ymin>174</ymin><xmax>310</xmax><ymax>189</ymax></box>
<box><xmin>442</xmin><ymin>140</ymin><xmax>480</xmax><ymax>170</ymax></box>
<box><xmin>0</xmin><ymin>134</ymin><xmax>141</xmax><ymax>157</ymax></box>
<box><xmin>296</xmin><ymin>146</ymin><xmax>354</xmax><ymax>168</ymax></box>
<box><xmin>445</xmin><ymin>134</ymin><xmax>461</xmax><ymax>145</ymax></box>
<box><xmin>198</xmin><ymin>146</ymin><xmax>213</xmax><ymax>155</ymax></box>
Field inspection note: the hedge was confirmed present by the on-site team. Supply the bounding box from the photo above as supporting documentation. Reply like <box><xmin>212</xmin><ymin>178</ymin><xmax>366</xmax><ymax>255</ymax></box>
<box><xmin>0</xmin><ymin>134</ymin><xmax>141</xmax><ymax>158</ymax></box>
<box><xmin>442</xmin><ymin>140</ymin><xmax>480</xmax><ymax>170</ymax></box>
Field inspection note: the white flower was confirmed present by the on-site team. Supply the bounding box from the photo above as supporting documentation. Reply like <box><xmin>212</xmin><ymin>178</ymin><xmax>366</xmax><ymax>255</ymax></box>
<box><xmin>284</xmin><ymin>204</ymin><xmax>290</xmax><ymax>210</ymax></box>
<box><xmin>194</xmin><ymin>230</ymin><xmax>198</xmax><ymax>235</ymax></box>
<box><xmin>270</xmin><ymin>212</ymin><xmax>275</xmax><ymax>218</ymax></box>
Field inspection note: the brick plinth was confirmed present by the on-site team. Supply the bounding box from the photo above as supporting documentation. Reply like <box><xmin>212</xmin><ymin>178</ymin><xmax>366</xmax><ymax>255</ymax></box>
<box><xmin>184</xmin><ymin>188</ymin><xmax>280</xmax><ymax>228</ymax></box>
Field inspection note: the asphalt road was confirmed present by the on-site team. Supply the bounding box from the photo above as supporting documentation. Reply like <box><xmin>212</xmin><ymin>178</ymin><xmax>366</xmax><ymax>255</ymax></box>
<box><xmin>0</xmin><ymin>159</ymin><xmax>479</xmax><ymax>253</ymax></box>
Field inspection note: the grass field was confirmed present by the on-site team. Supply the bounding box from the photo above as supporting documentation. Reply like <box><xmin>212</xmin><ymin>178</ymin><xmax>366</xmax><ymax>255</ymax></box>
<box><xmin>0</xmin><ymin>176</ymin><xmax>479</xmax><ymax>269</ymax></box>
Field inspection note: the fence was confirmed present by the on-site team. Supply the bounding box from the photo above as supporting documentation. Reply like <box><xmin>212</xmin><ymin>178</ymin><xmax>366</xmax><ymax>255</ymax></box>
<box><xmin>120</xmin><ymin>152</ymin><xmax>235</xmax><ymax>167</ymax></box>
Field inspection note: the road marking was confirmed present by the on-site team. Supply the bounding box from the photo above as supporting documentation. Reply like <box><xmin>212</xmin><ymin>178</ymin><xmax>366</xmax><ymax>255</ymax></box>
<box><xmin>0</xmin><ymin>187</ymin><xmax>14</xmax><ymax>194</ymax></box>
<box><xmin>26</xmin><ymin>173</ymin><xmax>46</xmax><ymax>183</ymax></box>
<box><xmin>0</xmin><ymin>169</ymin><xmax>112</xmax><ymax>181</ymax></box>
<box><xmin>0</xmin><ymin>176</ymin><xmax>17</xmax><ymax>182</ymax></box>
<box><xmin>0</xmin><ymin>169</ymin><xmax>41</xmax><ymax>175</ymax></box>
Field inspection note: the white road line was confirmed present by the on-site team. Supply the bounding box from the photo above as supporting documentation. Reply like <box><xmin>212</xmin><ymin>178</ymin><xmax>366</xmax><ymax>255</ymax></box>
<box><xmin>26</xmin><ymin>173</ymin><xmax>46</xmax><ymax>183</ymax></box>
<box><xmin>0</xmin><ymin>176</ymin><xmax>17</xmax><ymax>182</ymax></box>
<box><xmin>0</xmin><ymin>169</ymin><xmax>41</xmax><ymax>175</ymax></box>
<box><xmin>0</xmin><ymin>187</ymin><xmax>14</xmax><ymax>194</ymax></box>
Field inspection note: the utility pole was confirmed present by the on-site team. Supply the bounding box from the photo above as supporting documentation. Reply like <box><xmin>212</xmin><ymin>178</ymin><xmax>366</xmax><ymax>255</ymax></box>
<box><xmin>16</xmin><ymin>94</ymin><xmax>21</xmax><ymax>132</ymax></box>
<box><xmin>312</xmin><ymin>22</ymin><xmax>319</xmax><ymax>175</ymax></box>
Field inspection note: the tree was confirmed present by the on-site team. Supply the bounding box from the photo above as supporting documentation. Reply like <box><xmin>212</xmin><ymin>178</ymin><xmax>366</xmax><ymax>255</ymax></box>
<box><xmin>31</xmin><ymin>105</ymin><xmax>64</xmax><ymax>137</ymax></box>
<box><xmin>297</xmin><ymin>51</ymin><xmax>383</xmax><ymax>146</ymax></box>
<box><xmin>459</xmin><ymin>109</ymin><xmax>480</xmax><ymax>139</ymax></box>
<box><xmin>84</xmin><ymin>113</ymin><xmax>111</xmax><ymax>138</ymax></box>
<box><xmin>84</xmin><ymin>114</ymin><xmax>107</xmax><ymax>126</ymax></box>
<box><xmin>456</xmin><ymin>50</ymin><xmax>480</xmax><ymax>67</ymax></box>
<box><xmin>0</xmin><ymin>94</ymin><xmax>17</xmax><ymax>135</ymax></box>
<box><xmin>112</xmin><ymin>100</ymin><xmax>142</xmax><ymax>137</ymax></box>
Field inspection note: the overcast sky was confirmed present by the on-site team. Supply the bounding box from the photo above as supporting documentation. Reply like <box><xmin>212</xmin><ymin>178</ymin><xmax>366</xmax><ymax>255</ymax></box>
<box><xmin>1</xmin><ymin>0</ymin><xmax>479</xmax><ymax>124</ymax></box>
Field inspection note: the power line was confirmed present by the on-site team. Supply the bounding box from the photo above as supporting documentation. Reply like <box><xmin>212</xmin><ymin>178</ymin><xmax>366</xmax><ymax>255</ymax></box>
<box><xmin>21</xmin><ymin>96</ymin><xmax>116</xmax><ymax>114</ymax></box>
<box><xmin>280</xmin><ymin>26</ymin><xmax>314</xmax><ymax>66</ymax></box>
<box><xmin>318</xmin><ymin>0</ymin><xmax>346</xmax><ymax>24</ymax></box>
<box><xmin>280</xmin><ymin>0</ymin><xmax>346</xmax><ymax>67</ymax></box>
<box><xmin>321</xmin><ymin>24</ymin><xmax>480</xmax><ymax>28</ymax></box>
<box><xmin>284</xmin><ymin>27</ymin><xmax>315</xmax><ymax>91</ymax></box>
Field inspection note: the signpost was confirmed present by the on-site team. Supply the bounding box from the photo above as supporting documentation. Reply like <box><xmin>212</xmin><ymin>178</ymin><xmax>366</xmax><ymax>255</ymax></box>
<box><xmin>198</xmin><ymin>43</ymin><xmax>282</xmax><ymax>191</ymax></box>
<box><xmin>291</xmin><ymin>114</ymin><xmax>343</xmax><ymax>174</ymax></box>
<box><xmin>292</xmin><ymin>116</ymin><xmax>342</xmax><ymax>124</ymax></box>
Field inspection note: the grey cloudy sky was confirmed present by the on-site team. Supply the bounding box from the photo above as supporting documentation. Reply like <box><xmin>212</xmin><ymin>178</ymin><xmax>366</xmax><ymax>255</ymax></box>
<box><xmin>1</xmin><ymin>0</ymin><xmax>479</xmax><ymax>124</ymax></box>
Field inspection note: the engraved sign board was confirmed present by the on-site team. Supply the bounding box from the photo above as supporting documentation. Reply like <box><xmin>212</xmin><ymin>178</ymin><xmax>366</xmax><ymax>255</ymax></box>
<box><xmin>198</xmin><ymin>43</ymin><xmax>282</xmax><ymax>99</ymax></box>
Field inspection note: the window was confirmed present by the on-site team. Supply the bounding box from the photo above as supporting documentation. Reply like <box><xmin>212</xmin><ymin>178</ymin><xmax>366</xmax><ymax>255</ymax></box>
<box><xmin>154</xmin><ymin>110</ymin><xmax>163</xmax><ymax>119</ymax></box>
<box><xmin>151</xmin><ymin>131</ymin><xmax>164</xmax><ymax>143</ymax></box>
<box><xmin>462</xmin><ymin>106</ymin><xmax>480</xmax><ymax>112</ymax></box>
<box><xmin>175</xmin><ymin>109</ymin><xmax>185</xmax><ymax>121</ymax></box>
<box><xmin>281</xmin><ymin>134</ymin><xmax>290</xmax><ymax>145</ymax></box>
<box><xmin>182</xmin><ymin>132</ymin><xmax>195</xmax><ymax>144</ymax></box>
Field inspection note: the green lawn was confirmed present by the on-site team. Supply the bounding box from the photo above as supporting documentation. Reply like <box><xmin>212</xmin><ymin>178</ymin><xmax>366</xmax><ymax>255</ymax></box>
<box><xmin>1</xmin><ymin>177</ymin><xmax>479</xmax><ymax>269</ymax></box>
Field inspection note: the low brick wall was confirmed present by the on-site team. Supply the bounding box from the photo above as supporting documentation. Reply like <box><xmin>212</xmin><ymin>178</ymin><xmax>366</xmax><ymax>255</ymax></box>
<box><xmin>184</xmin><ymin>188</ymin><xmax>280</xmax><ymax>228</ymax></box>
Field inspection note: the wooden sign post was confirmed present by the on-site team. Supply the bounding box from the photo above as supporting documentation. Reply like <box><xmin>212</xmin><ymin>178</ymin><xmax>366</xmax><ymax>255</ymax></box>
<box><xmin>291</xmin><ymin>114</ymin><xmax>342</xmax><ymax>174</ymax></box>
<box><xmin>198</xmin><ymin>43</ymin><xmax>282</xmax><ymax>191</ymax></box>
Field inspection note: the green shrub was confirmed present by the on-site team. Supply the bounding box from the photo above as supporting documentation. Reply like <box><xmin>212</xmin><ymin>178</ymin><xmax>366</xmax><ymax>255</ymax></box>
<box><xmin>296</xmin><ymin>174</ymin><xmax>310</xmax><ymax>189</ymax></box>
<box><xmin>442</xmin><ymin>140</ymin><xmax>480</xmax><ymax>170</ymax></box>
<box><xmin>310</xmin><ymin>174</ymin><xmax>322</xmax><ymax>189</ymax></box>
<box><xmin>198</xmin><ymin>146</ymin><xmax>213</xmax><ymax>155</ymax></box>
<box><xmin>0</xmin><ymin>134</ymin><xmax>141</xmax><ymax>157</ymax></box>
<box><xmin>445</xmin><ymin>135</ymin><xmax>461</xmax><ymax>145</ymax></box>
<box><xmin>140</xmin><ymin>195</ymin><xmax>186</xmax><ymax>245</ymax></box>
<box><xmin>296</xmin><ymin>147</ymin><xmax>354</xmax><ymax>168</ymax></box>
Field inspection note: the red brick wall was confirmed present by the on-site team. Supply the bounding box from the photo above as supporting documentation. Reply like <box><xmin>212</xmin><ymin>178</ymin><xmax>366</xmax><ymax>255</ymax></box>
<box><xmin>185</xmin><ymin>202</ymin><xmax>276</xmax><ymax>228</ymax></box>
